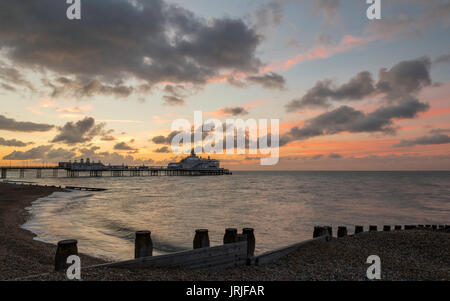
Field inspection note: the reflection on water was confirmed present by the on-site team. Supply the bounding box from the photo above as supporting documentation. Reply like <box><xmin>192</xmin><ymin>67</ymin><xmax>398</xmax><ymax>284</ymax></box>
<box><xmin>16</xmin><ymin>171</ymin><xmax>450</xmax><ymax>261</ymax></box>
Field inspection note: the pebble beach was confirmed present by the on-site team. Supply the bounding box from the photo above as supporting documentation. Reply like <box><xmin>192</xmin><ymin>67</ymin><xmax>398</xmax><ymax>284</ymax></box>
<box><xmin>0</xmin><ymin>183</ymin><xmax>448</xmax><ymax>281</ymax></box>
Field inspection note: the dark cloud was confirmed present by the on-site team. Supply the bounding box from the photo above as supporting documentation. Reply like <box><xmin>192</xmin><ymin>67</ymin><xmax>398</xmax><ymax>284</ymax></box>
<box><xmin>281</xmin><ymin>98</ymin><xmax>429</xmax><ymax>145</ymax></box>
<box><xmin>0</xmin><ymin>114</ymin><xmax>54</xmax><ymax>132</ymax></box>
<box><xmin>315</xmin><ymin>0</ymin><xmax>340</xmax><ymax>17</ymax></box>
<box><xmin>43</xmin><ymin>78</ymin><xmax>134</xmax><ymax>99</ymax></box>
<box><xmin>433</xmin><ymin>53</ymin><xmax>450</xmax><ymax>65</ymax></box>
<box><xmin>429</xmin><ymin>128</ymin><xmax>450</xmax><ymax>135</ymax></box>
<box><xmin>151</xmin><ymin>131</ymin><xmax>182</xmax><ymax>145</ymax></box>
<box><xmin>328</xmin><ymin>153</ymin><xmax>342</xmax><ymax>159</ymax></box>
<box><xmin>286</xmin><ymin>71</ymin><xmax>375</xmax><ymax>110</ymax></box>
<box><xmin>78</xmin><ymin>146</ymin><xmax>154</xmax><ymax>165</ymax></box>
<box><xmin>51</xmin><ymin>117</ymin><xmax>106</xmax><ymax>145</ymax></box>
<box><xmin>221</xmin><ymin>107</ymin><xmax>250</xmax><ymax>116</ymax></box>
<box><xmin>0</xmin><ymin>137</ymin><xmax>32</xmax><ymax>147</ymax></box>
<box><xmin>2</xmin><ymin>145</ymin><xmax>53</xmax><ymax>160</ymax></box>
<box><xmin>251</xmin><ymin>0</ymin><xmax>284</xmax><ymax>31</ymax></box>
<box><xmin>1</xmin><ymin>83</ymin><xmax>16</xmax><ymax>92</ymax></box>
<box><xmin>114</xmin><ymin>142</ymin><xmax>137</xmax><ymax>151</ymax></box>
<box><xmin>101</xmin><ymin>136</ymin><xmax>116</xmax><ymax>141</ymax></box>
<box><xmin>286</xmin><ymin>57</ymin><xmax>431</xmax><ymax>111</ymax></box>
<box><xmin>246</xmin><ymin>72</ymin><xmax>286</xmax><ymax>90</ymax></box>
<box><xmin>154</xmin><ymin>146</ymin><xmax>171</xmax><ymax>153</ymax></box>
<box><xmin>45</xmin><ymin>148</ymin><xmax>77</xmax><ymax>160</ymax></box>
<box><xmin>0</xmin><ymin>0</ymin><xmax>262</xmax><ymax>96</ymax></box>
<box><xmin>394</xmin><ymin>134</ymin><xmax>450</xmax><ymax>147</ymax></box>
<box><xmin>0</xmin><ymin>64</ymin><xmax>34</xmax><ymax>91</ymax></box>
<box><xmin>163</xmin><ymin>95</ymin><xmax>185</xmax><ymax>106</ymax></box>
<box><xmin>376</xmin><ymin>57</ymin><xmax>431</xmax><ymax>99</ymax></box>
<box><xmin>161</xmin><ymin>84</ymin><xmax>196</xmax><ymax>106</ymax></box>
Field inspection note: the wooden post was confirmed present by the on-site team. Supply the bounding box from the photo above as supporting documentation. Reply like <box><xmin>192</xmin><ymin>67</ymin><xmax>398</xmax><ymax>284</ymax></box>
<box><xmin>337</xmin><ymin>226</ymin><xmax>347</xmax><ymax>238</ymax></box>
<box><xmin>193</xmin><ymin>229</ymin><xmax>210</xmax><ymax>249</ymax></box>
<box><xmin>355</xmin><ymin>225</ymin><xmax>364</xmax><ymax>234</ymax></box>
<box><xmin>369</xmin><ymin>225</ymin><xmax>377</xmax><ymax>232</ymax></box>
<box><xmin>242</xmin><ymin>228</ymin><xmax>255</xmax><ymax>257</ymax></box>
<box><xmin>394</xmin><ymin>225</ymin><xmax>402</xmax><ymax>230</ymax></box>
<box><xmin>135</xmin><ymin>231</ymin><xmax>153</xmax><ymax>259</ymax></box>
<box><xmin>324</xmin><ymin>226</ymin><xmax>332</xmax><ymax>237</ymax></box>
<box><xmin>55</xmin><ymin>239</ymin><xmax>78</xmax><ymax>271</ymax></box>
<box><xmin>383</xmin><ymin>225</ymin><xmax>391</xmax><ymax>231</ymax></box>
<box><xmin>313</xmin><ymin>226</ymin><xmax>326</xmax><ymax>238</ymax></box>
<box><xmin>223</xmin><ymin>228</ymin><xmax>237</xmax><ymax>244</ymax></box>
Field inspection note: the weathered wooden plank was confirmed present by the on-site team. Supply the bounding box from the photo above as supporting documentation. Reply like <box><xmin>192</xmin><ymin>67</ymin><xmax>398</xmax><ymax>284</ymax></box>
<box><xmin>90</xmin><ymin>241</ymin><xmax>247</xmax><ymax>270</ymax></box>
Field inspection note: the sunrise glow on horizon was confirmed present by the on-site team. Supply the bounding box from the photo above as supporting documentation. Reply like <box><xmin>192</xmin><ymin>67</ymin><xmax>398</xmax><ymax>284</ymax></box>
<box><xmin>0</xmin><ymin>0</ymin><xmax>449</xmax><ymax>170</ymax></box>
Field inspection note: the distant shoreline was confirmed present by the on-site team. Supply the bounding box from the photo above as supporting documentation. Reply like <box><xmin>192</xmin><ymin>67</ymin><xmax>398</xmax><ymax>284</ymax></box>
<box><xmin>0</xmin><ymin>183</ymin><xmax>105</xmax><ymax>280</ymax></box>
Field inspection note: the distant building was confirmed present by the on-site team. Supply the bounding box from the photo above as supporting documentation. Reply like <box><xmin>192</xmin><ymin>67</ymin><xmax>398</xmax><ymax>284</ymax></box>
<box><xmin>59</xmin><ymin>158</ymin><xmax>119</xmax><ymax>171</ymax></box>
<box><xmin>168</xmin><ymin>149</ymin><xmax>221</xmax><ymax>170</ymax></box>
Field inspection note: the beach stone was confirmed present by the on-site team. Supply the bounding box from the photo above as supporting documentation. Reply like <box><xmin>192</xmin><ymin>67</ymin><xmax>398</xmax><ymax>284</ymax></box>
<box><xmin>369</xmin><ymin>225</ymin><xmax>377</xmax><ymax>232</ymax></box>
<box><xmin>394</xmin><ymin>225</ymin><xmax>402</xmax><ymax>230</ymax></box>
<box><xmin>55</xmin><ymin>239</ymin><xmax>78</xmax><ymax>271</ymax></box>
<box><xmin>355</xmin><ymin>225</ymin><xmax>364</xmax><ymax>234</ymax></box>
<box><xmin>383</xmin><ymin>225</ymin><xmax>391</xmax><ymax>231</ymax></box>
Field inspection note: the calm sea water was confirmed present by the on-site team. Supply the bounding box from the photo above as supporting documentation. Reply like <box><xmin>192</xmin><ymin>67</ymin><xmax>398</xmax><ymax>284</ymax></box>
<box><xmin>10</xmin><ymin>171</ymin><xmax>450</xmax><ymax>261</ymax></box>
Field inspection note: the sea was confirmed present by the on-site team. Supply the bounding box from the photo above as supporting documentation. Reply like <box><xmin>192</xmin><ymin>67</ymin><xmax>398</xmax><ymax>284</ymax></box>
<box><xmin>7</xmin><ymin>170</ymin><xmax>450</xmax><ymax>261</ymax></box>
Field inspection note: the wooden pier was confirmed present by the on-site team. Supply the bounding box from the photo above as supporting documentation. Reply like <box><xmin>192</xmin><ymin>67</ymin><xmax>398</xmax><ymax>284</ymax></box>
<box><xmin>0</xmin><ymin>166</ymin><xmax>232</xmax><ymax>179</ymax></box>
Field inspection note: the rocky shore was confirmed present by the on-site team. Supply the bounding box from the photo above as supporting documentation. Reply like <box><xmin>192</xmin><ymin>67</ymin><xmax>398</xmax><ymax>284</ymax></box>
<box><xmin>1</xmin><ymin>183</ymin><xmax>448</xmax><ymax>281</ymax></box>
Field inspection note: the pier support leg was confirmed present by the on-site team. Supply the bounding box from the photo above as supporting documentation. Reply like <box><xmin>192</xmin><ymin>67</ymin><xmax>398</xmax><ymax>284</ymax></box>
<box><xmin>223</xmin><ymin>228</ymin><xmax>238</xmax><ymax>244</ymax></box>
<box><xmin>53</xmin><ymin>169</ymin><xmax>58</xmax><ymax>178</ymax></box>
<box><xmin>1</xmin><ymin>168</ymin><xmax>7</xmax><ymax>179</ymax></box>
<box><xmin>193</xmin><ymin>229</ymin><xmax>210</xmax><ymax>249</ymax></box>
<box><xmin>135</xmin><ymin>231</ymin><xmax>153</xmax><ymax>259</ymax></box>
<box><xmin>19</xmin><ymin>169</ymin><xmax>24</xmax><ymax>178</ymax></box>
<box><xmin>55</xmin><ymin>239</ymin><xmax>78</xmax><ymax>271</ymax></box>
<box><xmin>36</xmin><ymin>170</ymin><xmax>42</xmax><ymax>178</ymax></box>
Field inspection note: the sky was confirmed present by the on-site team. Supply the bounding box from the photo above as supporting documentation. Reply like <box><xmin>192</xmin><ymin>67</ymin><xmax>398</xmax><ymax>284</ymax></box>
<box><xmin>0</xmin><ymin>0</ymin><xmax>449</xmax><ymax>170</ymax></box>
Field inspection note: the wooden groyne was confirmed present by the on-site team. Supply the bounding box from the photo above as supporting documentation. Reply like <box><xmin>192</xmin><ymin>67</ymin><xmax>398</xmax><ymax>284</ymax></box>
<box><xmin>40</xmin><ymin>224</ymin><xmax>450</xmax><ymax>276</ymax></box>
<box><xmin>1</xmin><ymin>180</ymin><xmax>106</xmax><ymax>192</ymax></box>
<box><xmin>56</xmin><ymin>228</ymin><xmax>258</xmax><ymax>272</ymax></box>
